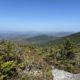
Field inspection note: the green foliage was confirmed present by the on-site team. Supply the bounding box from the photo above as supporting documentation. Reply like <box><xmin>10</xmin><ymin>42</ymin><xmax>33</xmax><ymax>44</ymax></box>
<box><xmin>18</xmin><ymin>62</ymin><xmax>25</xmax><ymax>70</ymax></box>
<box><xmin>0</xmin><ymin>40</ymin><xmax>53</xmax><ymax>80</ymax></box>
<box><xmin>0</xmin><ymin>41</ymin><xmax>24</xmax><ymax>80</ymax></box>
<box><xmin>44</xmin><ymin>38</ymin><xmax>80</xmax><ymax>73</ymax></box>
<box><xmin>1</xmin><ymin>61</ymin><xmax>15</xmax><ymax>72</ymax></box>
<box><xmin>0</xmin><ymin>32</ymin><xmax>80</xmax><ymax>80</ymax></box>
<box><xmin>64</xmin><ymin>38</ymin><xmax>73</xmax><ymax>50</ymax></box>
<box><xmin>60</xmin><ymin>39</ymin><xmax>75</xmax><ymax>60</ymax></box>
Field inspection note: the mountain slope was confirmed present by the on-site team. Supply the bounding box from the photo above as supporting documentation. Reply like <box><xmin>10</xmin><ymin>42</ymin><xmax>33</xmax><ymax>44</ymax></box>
<box><xmin>18</xmin><ymin>35</ymin><xmax>59</xmax><ymax>45</ymax></box>
<box><xmin>45</xmin><ymin>32</ymin><xmax>80</xmax><ymax>46</ymax></box>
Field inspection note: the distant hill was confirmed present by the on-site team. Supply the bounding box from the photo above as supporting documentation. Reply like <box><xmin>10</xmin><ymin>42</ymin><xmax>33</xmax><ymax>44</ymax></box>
<box><xmin>47</xmin><ymin>32</ymin><xmax>73</xmax><ymax>37</ymax></box>
<box><xmin>14</xmin><ymin>32</ymin><xmax>72</xmax><ymax>45</ymax></box>
<box><xmin>23</xmin><ymin>35</ymin><xmax>59</xmax><ymax>45</ymax></box>
<box><xmin>0</xmin><ymin>32</ymin><xmax>74</xmax><ymax>46</ymax></box>
<box><xmin>0</xmin><ymin>32</ymin><xmax>38</xmax><ymax>40</ymax></box>
<box><xmin>45</xmin><ymin>32</ymin><xmax>80</xmax><ymax>46</ymax></box>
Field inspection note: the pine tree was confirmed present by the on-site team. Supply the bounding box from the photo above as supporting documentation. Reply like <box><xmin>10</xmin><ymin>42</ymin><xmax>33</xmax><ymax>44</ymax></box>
<box><xmin>64</xmin><ymin>38</ymin><xmax>73</xmax><ymax>50</ymax></box>
<box><xmin>61</xmin><ymin>38</ymin><xmax>75</xmax><ymax>59</ymax></box>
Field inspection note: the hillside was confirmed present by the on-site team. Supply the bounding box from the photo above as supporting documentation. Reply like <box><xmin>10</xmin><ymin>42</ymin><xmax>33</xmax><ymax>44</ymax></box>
<box><xmin>23</xmin><ymin>35</ymin><xmax>59</xmax><ymax>45</ymax></box>
<box><xmin>0</xmin><ymin>41</ymin><xmax>53</xmax><ymax>80</ymax></box>
<box><xmin>43</xmin><ymin>32</ymin><xmax>80</xmax><ymax>74</ymax></box>
<box><xmin>0</xmin><ymin>32</ymin><xmax>80</xmax><ymax>80</ymax></box>
<box><xmin>45</xmin><ymin>32</ymin><xmax>80</xmax><ymax>47</ymax></box>
<box><xmin>0</xmin><ymin>32</ymin><xmax>72</xmax><ymax>46</ymax></box>
<box><xmin>16</xmin><ymin>32</ymin><xmax>73</xmax><ymax>46</ymax></box>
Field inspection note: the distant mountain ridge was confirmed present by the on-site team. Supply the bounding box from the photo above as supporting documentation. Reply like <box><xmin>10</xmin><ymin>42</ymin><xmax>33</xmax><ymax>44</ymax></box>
<box><xmin>45</xmin><ymin>32</ymin><xmax>80</xmax><ymax>46</ymax></box>
<box><xmin>24</xmin><ymin>35</ymin><xmax>59</xmax><ymax>45</ymax></box>
<box><xmin>0</xmin><ymin>32</ymin><xmax>74</xmax><ymax>46</ymax></box>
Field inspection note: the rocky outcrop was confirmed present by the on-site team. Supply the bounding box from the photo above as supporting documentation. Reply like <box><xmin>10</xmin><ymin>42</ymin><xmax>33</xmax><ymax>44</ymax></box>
<box><xmin>52</xmin><ymin>66</ymin><xmax>80</xmax><ymax>80</ymax></box>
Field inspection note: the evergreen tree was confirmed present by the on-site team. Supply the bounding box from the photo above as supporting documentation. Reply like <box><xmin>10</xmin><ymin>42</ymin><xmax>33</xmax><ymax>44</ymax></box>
<box><xmin>61</xmin><ymin>39</ymin><xmax>75</xmax><ymax>59</ymax></box>
<box><xmin>64</xmin><ymin>38</ymin><xmax>73</xmax><ymax>50</ymax></box>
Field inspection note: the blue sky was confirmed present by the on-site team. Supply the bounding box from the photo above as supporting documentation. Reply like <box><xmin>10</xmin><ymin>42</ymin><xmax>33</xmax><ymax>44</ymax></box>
<box><xmin>0</xmin><ymin>0</ymin><xmax>80</xmax><ymax>32</ymax></box>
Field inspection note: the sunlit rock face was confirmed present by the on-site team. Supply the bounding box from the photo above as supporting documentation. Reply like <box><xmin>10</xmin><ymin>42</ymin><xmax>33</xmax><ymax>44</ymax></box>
<box><xmin>52</xmin><ymin>66</ymin><xmax>80</xmax><ymax>80</ymax></box>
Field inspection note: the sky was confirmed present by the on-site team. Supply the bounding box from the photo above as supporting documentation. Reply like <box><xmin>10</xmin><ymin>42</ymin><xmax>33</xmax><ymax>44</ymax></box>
<box><xmin>0</xmin><ymin>0</ymin><xmax>80</xmax><ymax>32</ymax></box>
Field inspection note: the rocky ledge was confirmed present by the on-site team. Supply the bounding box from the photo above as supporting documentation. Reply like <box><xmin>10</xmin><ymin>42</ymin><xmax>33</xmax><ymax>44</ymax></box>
<box><xmin>52</xmin><ymin>66</ymin><xmax>80</xmax><ymax>80</ymax></box>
